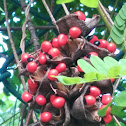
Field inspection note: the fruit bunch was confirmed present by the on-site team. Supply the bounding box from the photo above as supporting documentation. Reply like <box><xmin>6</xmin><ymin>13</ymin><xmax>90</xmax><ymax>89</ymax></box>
<box><xmin>20</xmin><ymin>11</ymin><xmax>116</xmax><ymax>126</ymax></box>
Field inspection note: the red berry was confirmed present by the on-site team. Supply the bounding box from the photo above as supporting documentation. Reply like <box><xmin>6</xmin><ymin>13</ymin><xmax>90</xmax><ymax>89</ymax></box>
<box><xmin>21</xmin><ymin>92</ymin><xmax>32</xmax><ymax>103</ymax></box>
<box><xmin>36</xmin><ymin>95</ymin><xmax>46</xmax><ymax>105</ymax></box>
<box><xmin>41</xmin><ymin>41</ymin><xmax>52</xmax><ymax>53</ymax></box>
<box><xmin>27</xmin><ymin>78</ymin><xmax>38</xmax><ymax>89</ymax></box>
<box><xmin>107</xmin><ymin>42</ymin><xmax>116</xmax><ymax>53</ymax></box>
<box><xmin>52</xmin><ymin>38</ymin><xmax>60</xmax><ymax>48</ymax></box>
<box><xmin>40</xmin><ymin>112</ymin><xmax>51</xmax><ymax>122</ymax></box>
<box><xmin>50</xmin><ymin>95</ymin><xmax>57</xmax><ymax>103</ymax></box>
<box><xmin>26</xmin><ymin>61</ymin><xmax>37</xmax><ymax>73</ymax></box>
<box><xmin>57</xmin><ymin>34</ymin><xmax>68</xmax><ymax>46</ymax></box>
<box><xmin>84</xmin><ymin>95</ymin><xmax>96</xmax><ymax>105</ymax></box>
<box><xmin>101</xmin><ymin>94</ymin><xmax>112</xmax><ymax>105</ymax></box>
<box><xmin>87</xmin><ymin>35</ymin><xmax>98</xmax><ymax>44</ymax></box>
<box><xmin>87</xmin><ymin>52</ymin><xmax>98</xmax><ymax>58</ymax></box>
<box><xmin>28</xmin><ymin>86</ymin><xmax>37</xmax><ymax>95</ymax></box>
<box><xmin>74</xmin><ymin>11</ymin><xmax>86</xmax><ymax>21</ymax></box>
<box><xmin>103</xmin><ymin>114</ymin><xmax>112</xmax><ymax>124</ymax></box>
<box><xmin>48</xmin><ymin>48</ymin><xmax>60</xmax><ymax>58</ymax></box>
<box><xmin>47</xmin><ymin>69</ymin><xmax>59</xmax><ymax>81</ymax></box>
<box><xmin>110</xmin><ymin>78</ymin><xmax>115</xmax><ymax>83</ymax></box>
<box><xmin>21</xmin><ymin>53</ymin><xmax>30</xmax><ymax>63</ymax></box>
<box><xmin>52</xmin><ymin>97</ymin><xmax>65</xmax><ymax>108</ymax></box>
<box><xmin>89</xmin><ymin>86</ymin><xmax>101</xmax><ymax>97</ymax></box>
<box><xmin>39</xmin><ymin>53</ymin><xmax>47</xmax><ymax>64</ymax></box>
<box><xmin>69</xmin><ymin>27</ymin><xmax>81</xmax><ymax>38</ymax></box>
<box><xmin>99</xmin><ymin>39</ymin><xmax>108</xmax><ymax>48</ymax></box>
<box><xmin>56</xmin><ymin>63</ymin><xmax>66</xmax><ymax>73</ymax></box>
<box><xmin>100</xmin><ymin>105</ymin><xmax>111</xmax><ymax>116</ymax></box>
<box><xmin>77</xmin><ymin>64</ymin><xmax>83</xmax><ymax>72</ymax></box>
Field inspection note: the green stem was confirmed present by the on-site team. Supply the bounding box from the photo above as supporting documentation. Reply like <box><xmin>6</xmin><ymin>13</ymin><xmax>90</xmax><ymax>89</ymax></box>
<box><xmin>97</xmin><ymin>0</ymin><xmax>113</xmax><ymax>32</ymax></box>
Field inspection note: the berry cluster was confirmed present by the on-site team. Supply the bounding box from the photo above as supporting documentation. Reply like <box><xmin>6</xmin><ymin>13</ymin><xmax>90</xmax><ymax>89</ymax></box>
<box><xmin>20</xmin><ymin>11</ymin><xmax>115</xmax><ymax>125</ymax></box>
<box><xmin>87</xmin><ymin>35</ymin><xmax>116</xmax><ymax>53</ymax></box>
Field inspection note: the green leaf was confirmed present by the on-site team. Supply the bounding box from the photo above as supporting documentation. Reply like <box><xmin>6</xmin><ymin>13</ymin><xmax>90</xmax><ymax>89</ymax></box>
<box><xmin>110</xmin><ymin>105</ymin><xmax>123</xmax><ymax>116</ymax></box>
<box><xmin>0</xmin><ymin>7</ymin><xmax>4</xmax><ymax>12</ymax></box>
<box><xmin>115</xmin><ymin>14</ymin><xmax>125</xmax><ymax>26</ymax></box>
<box><xmin>56</xmin><ymin>0</ymin><xmax>74</xmax><ymax>4</ymax></box>
<box><xmin>104</xmin><ymin>56</ymin><xmax>119</xmax><ymax>68</ymax></box>
<box><xmin>119</xmin><ymin>59</ymin><xmax>126</xmax><ymax>75</ymax></box>
<box><xmin>108</xmin><ymin>66</ymin><xmax>121</xmax><ymax>78</ymax></box>
<box><xmin>113</xmin><ymin>90</ymin><xmax>126</xmax><ymax>107</ymax></box>
<box><xmin>80</xmin><ymin>0</ymin><xmax>98</xmax><ymax>8</ymax></box>
<box><xmin>98</xmin><ymin>101</ymin><xmax>112</xmax><ymax>117</ymax></box>
<box><xmin>56</xmin><ymin>76</ymin><xmax>85</xmax><ymax>85</ymax></box>
<box><xmin>90</xmin><ymin>56</ymin><xmax>108</xmax><ymax>75</ymax></box>
<box><xmin>77</xmin><ymin>59</ymin><xmax>97</xmax><ymax>73</ymax></box>
<box><xmin>84</xmin><ymin>72</ymin><xmax>97</xmax><ymax>81</ymax></box>
<box><xmin>63</xmin><ymin>77</ymin><xmax>85</xmax><ymax>85</ymax></box>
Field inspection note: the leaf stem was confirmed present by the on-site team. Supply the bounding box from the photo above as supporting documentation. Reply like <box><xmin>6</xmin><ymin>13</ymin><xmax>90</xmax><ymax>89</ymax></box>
<box><xmin>97</xmin><ymin>0</ymin><xmax>113</xmax><ymax>32</ymax></box>
<box><xmin>113</xmin><ymin>115</ymin><xmax>121</xmax><ymax>126</ymax></box>
<box><xmin>62</xmin><ymin>3</ymin><xmax>70</xmax><ymax>15</ymax></box>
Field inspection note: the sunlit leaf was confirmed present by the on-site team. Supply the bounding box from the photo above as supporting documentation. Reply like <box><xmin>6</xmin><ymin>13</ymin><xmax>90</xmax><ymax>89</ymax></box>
<box><xmin>111</xmin><ymin>105</ymin><xmax>123</xmax><ymax>116</ymax></box>
<box><xmin>56</xmin><ymin>0</ymin><xmax>74</xmax><ymax>4</ymax></box>
<box><xmin>77</xmin><ymin>59</ymin><xmax>97</xmax><ymax>73</ymax></box>
<box><xmin>84</xmin><ymin>72</ymin><xmax>97</xmax><ymax>81</ymax></box>
<box><xmin>80</xmin><ymin>0</ymin><xmax>98</xmax><ymax>8</ymax></box>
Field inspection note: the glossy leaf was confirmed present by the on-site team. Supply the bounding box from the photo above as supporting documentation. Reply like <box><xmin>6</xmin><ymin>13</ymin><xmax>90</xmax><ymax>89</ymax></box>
<box><xmin>110</xmin><ymin>105</ymin><xmax>123</xmax><ymax>116</ymax></box>
<box><xmin>80</xmin><ymin>0</ymin><xmax>98</xmax><ymax>8</ymax></box>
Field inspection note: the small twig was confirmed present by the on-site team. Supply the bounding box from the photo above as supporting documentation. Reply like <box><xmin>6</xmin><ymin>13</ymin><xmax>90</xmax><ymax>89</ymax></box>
<box><xmin>62</xmin><ymin>3</ymin><xmax>70</xmax><ymax>15</ymax></box>
<box><xmin>20</xmin><ymin>0</ymin><xmax>34</xmax><ymax>53</ymax></box>
<box><xmin>41</xmin><ymin>0</ymin><xmax>59</xmax><ymax>32</ymax></box>
<box><xmin>113</xmin><ymin>115</ymin><xmax>121</xmax><ymax>126</ymax></box>
<box><xmin>3</xmin><ymin>0</ymin><xmax>27</xmax><ymax>92</ymax></box>
<box><xmin>113</xmin><ymin>78</ymin><xmax>121</xmax><ymax>96</ymax></box>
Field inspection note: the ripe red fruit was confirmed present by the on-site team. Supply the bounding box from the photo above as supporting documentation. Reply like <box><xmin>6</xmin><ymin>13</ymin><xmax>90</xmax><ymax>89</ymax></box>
<box><xmin>99</xmin><ymin>39</ymin><xmax>108</xmax><ymax>48</ymax></box>
<box><xmin>56</xmin><ymin>63</ymin><xmax>66</xmax><ymax>73</ymax></box>
<box><xmin>21</xmin><ymin>92</ymin><xmax>32</xmax><ymax>103</ymax></box>
<box><xmin>27</xmin><ymin>78</ymin><xmax>38</xmax><ymax>89</ymax></box>
<box><xmin>28</xmin><ymin>86</ymin><xmax>37</xmax><ymax>95</ymax></box>
<box><xmin>110</xmin><ymin>78</ymin><xmax>115</xmax><ymax>83</ymax></box>
<box><xmin>52</xmin><ymin>97</ymin><xmax>65</xmax><ymax>108</ymax></box>
<box><xmin>100</xmin><ymin>105</ymin><xmax>111</xmax><ymax>116</ymax></box>
<box><xmin>48</xmin><ymin>48</ymin><xmax>60</xmax><ymax>58</ymax></box>
<box><xmin>107</xmin><ymin>42</ymin><xmax>116</xmax><ymax>53</ymax></box>
<box><xmin>87</xmin><ymin>35</ymin><xmax>98</xmax><ymax>44</ymax></box>
<box><xmin>101</xmin><ymin>94</ymin><xmax>112</xmax><ymax>105</ymax></box>
<box><xmin>74</xmin><ymin>11</ymin><xmax>86</xmax><ymax>21</ymax></box>
<box><xmin>41</xmin><ymin>41</ymin><xmax>52</xmax><ymax>53</ymax></box>
<box><xmin>69</xmin><ymin>27</ymin><xmax>81</xmax><ymax>38</ymax></box>
<box><xmin>47</xmin><ymin>69</ymin><xmax>59</xmax><ymax>81</ymax></box>
<box><xmin>39</xmin><ymin>53</ymin><xmax>47</xmax><ymax>64</ymax></box>
<box><xmin>21</xmin><ymin>53</ymin><xmax>30</xmax><ymax>63</ymax></box>
<box><xmin>36</xmin><ymin>95</ymin><xmax>46</xmax><ymax>105</ymax></box>
<box><xmin>52</xmin><ymin>38</ymin><xmax>60</xmax><ymax>48</ymax></box>
<box><xmin>40</xmin><ymin>112</ymin><xmax>51</xmax><ymax>122</ymax></box>
<box><xmin>57</xmin><ymin>34</ymin><xmax>68</xmax><ymax>46</ymax></box>
<box><xmin>89</xmin><ymin>86</ymin><xmax>101</xmax><ymax>97</ymax></box>
<box><xmin>84</xmin><ymin>95</ymin><xmax>96</xmax><ymax>105</ymax></box>
<box><xmin>87</xmin><ymin>52</ymin><xmax>98</xmax><ymax>58</ymax></box>
<box><xmin>50</xmin><ymin>95</ymin><xmax>57</xmax><ymax>103</ymax></box>
<box><xmin>26</xmin><ymin>61</ymin><xmax>37</xmax><ymax>73</ymax></box>
<box><xmin>77</xmin><ymin>64</ymin><xmax>83</xmax><ymax>72</ymax></box>
<box><xmin>103</xmin><ymin>114</ymin><xmax>112</xmax><ymax>124</ymax></box>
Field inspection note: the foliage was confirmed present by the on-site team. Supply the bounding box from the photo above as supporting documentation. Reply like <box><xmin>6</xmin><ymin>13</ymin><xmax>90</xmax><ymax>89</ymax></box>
<box><xmin>56</xmin><ymin>0</ymin><xmax>98</xmax><ymax>8</ymax></box>
<box><xmin>56</xmin><ymin>56</ymin><xmax>126</xmax><ymax>85</ymax></box>
<box><xmin>110</xmin><ymin>3</ymin><xmax>126</xmax><ymax>50</ymax></box>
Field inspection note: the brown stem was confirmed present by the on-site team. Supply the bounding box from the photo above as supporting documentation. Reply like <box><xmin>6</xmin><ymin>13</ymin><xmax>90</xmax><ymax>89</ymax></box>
<box><xmin>0</xmin><ymin>26</ymin><xmax>56</xmax><ymax>31</ymax></box>
<box><xmin>62</xmin><ymin>4</ymin><xmax>70</xmax><ymax>15</ymax></box>
<box><xmin>20</xmin><ymin>0</ymin><xmax>40</xmax><ymax>51</ymax></box>
<box><xmin>3</xmin><ymin>0</ymin><xmax>27</xmax><ymax>92</ymax></box>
